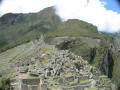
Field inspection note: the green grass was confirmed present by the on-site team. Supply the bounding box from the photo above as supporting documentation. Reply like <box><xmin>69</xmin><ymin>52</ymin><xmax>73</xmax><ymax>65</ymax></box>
<box><xmin>79</xmin><ymin>80</ymin><xmax>91</xmax><ymax>84</ymax></box>
<box><xmin>88</xmin><ymin>87</ymin><xmax>97</xmax><ymax>90</ymax></box>
<box><xmin>47</xmin><ymin>19</ymin><xmax>100</xmax><ymax>38</ymax></box>
<box><xmin>0</xmin><ymin>42</ymin><xmax>33</xmax><ymax>74</ymax></box>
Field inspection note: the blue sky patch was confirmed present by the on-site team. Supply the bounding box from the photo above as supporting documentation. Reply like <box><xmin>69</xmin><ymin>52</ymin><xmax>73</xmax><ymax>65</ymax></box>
<box><xmin>103</xmin><ymin>0</ymin><xmax>120</xmax><ymax>13</ymax></box>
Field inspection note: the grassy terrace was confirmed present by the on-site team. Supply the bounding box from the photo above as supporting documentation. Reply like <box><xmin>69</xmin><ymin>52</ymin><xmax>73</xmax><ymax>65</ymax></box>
<box><xmin>0</xmin><ymin>42</ymin><xmax>33</xmax><ymax>74</ymax></box>
<box><xmin>88</xmin><ymin>87</ymin><xmax>97</xmax><ymax>90</ymax></box>
<box><xmin>79</xmin><ymin>80</ymin><xmax>91</xmax><ymax>84</ymax></box>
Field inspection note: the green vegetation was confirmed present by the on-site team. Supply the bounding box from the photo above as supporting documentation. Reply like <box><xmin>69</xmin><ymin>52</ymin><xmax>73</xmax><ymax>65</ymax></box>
<box><xmin>47</xmin><ymin>19</ymin><xmax>100</xmax><ymax>38</ymax></box>
<box><xmin>0</xmin><ymin>7</ymin><xmax>61</xmax><ymax>52</ymax></box>
<box><xmin>0</xmin><ymin>77</ymin><xmax>10</xmax><ymax>90</ymax></box>
<box><xmin>88</xmin><ymin>87</ymin><xmax>97</xmax><ymax>90</ymax></box>
<box><xmin>0</xmin><ymin>6</ymin><xmax>120</xmax><ymax>89</ymax></box>
<box><xmin>79</xmin><ymin>80</ymin><xmax>91</xmax><ymax>84</ymax></box>
<box><xmin>0</xmin><ymin>42</ymin><xmax>34</xmax><ymax>76</ymax></box>
<box><xmin>112</xmin><ymin>52</ymin><xmax>120</xmax><ymax>88</ymax></box>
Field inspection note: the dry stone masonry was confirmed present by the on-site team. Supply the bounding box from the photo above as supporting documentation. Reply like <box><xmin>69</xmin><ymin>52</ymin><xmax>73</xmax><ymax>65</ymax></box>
<box><xmin>10</xmin><ymin>37</ymin><xmax>115</xmax><ymax>90</ymax></box>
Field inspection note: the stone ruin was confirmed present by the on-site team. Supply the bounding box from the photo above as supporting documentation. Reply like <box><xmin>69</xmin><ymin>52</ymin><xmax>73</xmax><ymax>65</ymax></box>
<box><xmin>10</xmin><ymin>78</ymin><xmax>47</xmax><ymax>90</ymax></box>
<box><xmin>10</xmin><ymin>37</ymin><xmax>115</xmax><ymax>90</ymax></box>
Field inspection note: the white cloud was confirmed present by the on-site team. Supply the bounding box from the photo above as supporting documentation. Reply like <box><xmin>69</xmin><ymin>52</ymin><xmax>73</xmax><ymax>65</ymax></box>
<box><xmin>0</xmin><ymin>0</ymin><xmax>120</xmax><ymax>32</ymax></box>
<box><xmin>55</xmin><ymin>0</ymin><xmax>120</xmax><ymax>32</ymax></box>
<box><xmin>0</xmin><ymin>0</ymin><xmax>56</xmax><ymax>14</ymax></box>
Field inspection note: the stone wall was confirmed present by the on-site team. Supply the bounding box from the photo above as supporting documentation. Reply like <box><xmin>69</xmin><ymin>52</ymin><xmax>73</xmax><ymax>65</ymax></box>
<box><xmin>20</xmin><ymin>79</ymin><xmax>40</xmax><ymax>90</ymax></box>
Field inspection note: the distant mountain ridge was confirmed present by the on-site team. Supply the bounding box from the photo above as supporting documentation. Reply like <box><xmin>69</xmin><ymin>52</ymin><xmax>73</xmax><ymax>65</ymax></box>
<box><xmin>0</xmin><ymin>6</ymin><xmax>100</xmax><ymax>52</ymax></box>
<box><xmin>0</xmin><ymin>7</ymin><xmax>61</xmax><ymax>52</ymax></box>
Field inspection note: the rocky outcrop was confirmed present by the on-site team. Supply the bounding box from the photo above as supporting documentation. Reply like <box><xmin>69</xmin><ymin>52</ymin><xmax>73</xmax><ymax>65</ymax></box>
<box><xmin>0</xmin><ymin>13</ymin><xmax>24</xmax><ymax>25</ymax></box>
<box><xmin>89</xmin><ymin>48</ymin><xmax>97</xmax><ymax>63</ymax></box>
<box><xmin>100</xmin><ymin>48</ymin><xmax>114</xmax><ymax>78</ymax></box>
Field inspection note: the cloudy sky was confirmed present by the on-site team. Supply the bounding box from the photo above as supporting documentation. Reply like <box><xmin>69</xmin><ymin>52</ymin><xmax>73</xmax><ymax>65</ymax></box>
<box><xmin>0</xmin><ymin>0</ymin><xmax>120</xmax><ymax>33</ymax></box>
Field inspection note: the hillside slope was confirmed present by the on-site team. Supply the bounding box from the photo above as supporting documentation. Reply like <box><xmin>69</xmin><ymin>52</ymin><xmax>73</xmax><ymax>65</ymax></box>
<box><xmin>0</xmin><ymin>37</ymin><xmax>116</xmax><ymax>90</ymax></box>
<box><xmin>0</xmin><ymin>7</ymin><xmax>61</xmax><ymax>52</ymax></box>
<box><xmin>0</xmin><ymin>6</ymin><xmax>119</xmax><ymax>89</ymax></box>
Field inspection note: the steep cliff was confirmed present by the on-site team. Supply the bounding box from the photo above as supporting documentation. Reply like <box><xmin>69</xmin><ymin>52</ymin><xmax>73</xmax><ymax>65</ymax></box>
<box><xmin>100</xmin><ymin>48</ymin><xmax>114</xmax><ymax>78</ymax></box>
